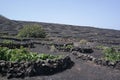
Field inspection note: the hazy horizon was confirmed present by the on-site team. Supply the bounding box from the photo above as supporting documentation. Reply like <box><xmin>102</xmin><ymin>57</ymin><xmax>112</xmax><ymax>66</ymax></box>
<box><xmin>0</xmin><ymin>0</ymin><xmax>120</xmax><ymax>30</ymax></box>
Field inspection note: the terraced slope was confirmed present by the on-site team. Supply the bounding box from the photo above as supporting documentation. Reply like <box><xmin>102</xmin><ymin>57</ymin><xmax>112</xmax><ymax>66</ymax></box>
<box><xmin>0</xmin><ymin>15</ymin><xmax>120</xmax><ymax>80</ymax></box>
<box><xmin>0</xmin><ymin>15</ymin><xmax>120</xmax><ymax>45</ymax></box>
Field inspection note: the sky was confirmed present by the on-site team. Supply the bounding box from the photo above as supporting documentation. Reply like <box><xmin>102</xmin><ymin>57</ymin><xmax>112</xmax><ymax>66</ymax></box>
<box><xmin>0</xmin><ymin>0</ymin><xmax>120</xmax><ymax>30</ymax></box>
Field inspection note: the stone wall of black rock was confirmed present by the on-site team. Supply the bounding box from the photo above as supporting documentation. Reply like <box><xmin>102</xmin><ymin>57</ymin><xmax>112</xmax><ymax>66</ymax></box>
<box><xmin>56</xmin><ymin>47</ymin><xmax>71</xmax><ymax>52</ymax></box>
<box><xmin>0</xmin><ymin>37</ymin><xmax>35</xmax><ymax>48</ymax></box>
<box><xmin>72</xmin><ymin>51</ymin><xmax>120</xmax><ymax>70</ymax></box>
<box><xmin>0</xmin><ymin>37</ymin><xmax>53</xmax><ymax>42</ymax></box>
<box><xmin>54</xmin><ymin>43</ymin><xmax>73</xmax><ymax>52</ymax></box>
<box><xmin>90</xmin><ymin>39</ymin><xmax>120</xmax><ymax>45</ymax></box>
<box><xmin>34</xmin><ymin>42</ymin><xmax>73</xmax><ymax>46</ymax></box>
<box><xmin>0</xmin><ymin>37</ymin><xmax>74</xmax><ymax>48</ymax></box>
<box><xmin>71</xmin><ymin>47</ymin><xmax>93</xmax><ymax>53</ymax></box>
<box><xmin>0</xmin><ymin>37</ymin><xmax>30</xmax><ymax>41</ymax></box>
<box><xmin>34</xmin><ymin>42</ymin><xmax>74</xmax><ymax>52</ymax></box>
<box><xmin>0</xmin><ymin>42</ymin><xmax>34</xmax><ymax>49</ymax></box>
<box><xmin>54</xmin><ymin>44</ymin><xmax>94</xmax><ymax>53</ymax></box>
<box><xmin>0</xmin><ymin>56</ymin><xmax>73</xmax><ymax>79</ymax></box>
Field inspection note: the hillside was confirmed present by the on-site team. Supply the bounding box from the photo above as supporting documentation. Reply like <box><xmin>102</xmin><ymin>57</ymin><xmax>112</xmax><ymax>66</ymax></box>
<box><xmin>0</xmin><ymin>15</ymin><xmax>120</xmax><ymax>45</ymax></box>
<box><xmin>0</xmin><ymin>15</ymin><xmax>120</xmax><ymax>80</ymax></box>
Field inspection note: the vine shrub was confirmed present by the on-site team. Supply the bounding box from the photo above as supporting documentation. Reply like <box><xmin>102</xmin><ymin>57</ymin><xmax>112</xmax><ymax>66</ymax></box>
<box><xmin>2</xmin><ymin>40</ymin><xmax>13</xmax><ymax>44</ymax></box>
<box><xmin>103</xmin><ymin>47</ymin><xmax>120</xmax><ymax>62</ymax></box>
<box><xmin>17</xmin><ymin>24</ymin><xmax>46</xmax><ymax>38</ymax></box>
<box><xmin>0</xmin><ymin>47</ymin><xmax>61</xmax><ymax>62</ymax></box>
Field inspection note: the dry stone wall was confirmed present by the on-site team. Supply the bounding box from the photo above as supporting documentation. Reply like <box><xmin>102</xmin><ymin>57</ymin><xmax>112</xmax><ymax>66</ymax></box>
<box><xmin>0</xmin><ymin>56</ymin><xmax>73</xmax><ymax>79</ymax></box>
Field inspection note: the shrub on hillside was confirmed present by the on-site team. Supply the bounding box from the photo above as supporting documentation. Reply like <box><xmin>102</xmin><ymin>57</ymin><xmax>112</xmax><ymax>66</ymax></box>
<box><xmin>2</xmin><ymin>40</ymin><xmax>13</xmax><ymax>44</ymax></box>
<box><xmin>103</xmin><ymin>47</ymin><xmax>120</xmax><ymax>62</ymax></box>
<box><xmin>17</xmin><ymin>24</ymin><xmax>46</xmax><ymax>38</ymax></box>
<box><xmin>79</xmin><ymin>39</ymin><xmax>88</xmax><ymax>44</ymax></box>
<box><xmin>0</xmin><ymin>47</ymin><xmax>61</xmax><ymax>62</ymax></box>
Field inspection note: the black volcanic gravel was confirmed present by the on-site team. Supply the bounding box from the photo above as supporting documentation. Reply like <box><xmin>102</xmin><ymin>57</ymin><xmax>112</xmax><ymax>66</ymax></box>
<box><xmin>0</xmin><ymin>44</ymin><xmax>119</xmax><ymax>80</ymax></box>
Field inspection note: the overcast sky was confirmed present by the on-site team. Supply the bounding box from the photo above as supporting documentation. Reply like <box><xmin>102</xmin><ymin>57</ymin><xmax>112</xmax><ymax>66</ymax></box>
<box><xmin>0</xmin><ymin>0</ymin><xmax>120</xmax><ymax>30</ymax></box>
